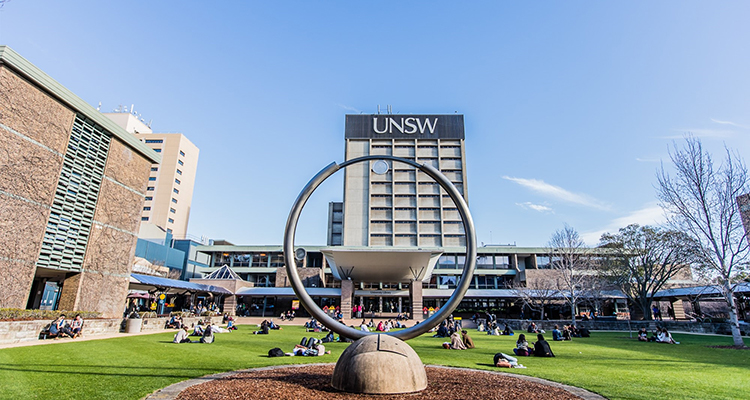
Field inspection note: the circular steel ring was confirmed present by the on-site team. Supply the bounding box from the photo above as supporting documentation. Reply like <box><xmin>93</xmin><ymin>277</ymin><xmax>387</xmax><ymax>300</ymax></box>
<box><xmin>283</xmin><ymin>155</ymin><xmax>477</xmax><ymax>341</ymax></box>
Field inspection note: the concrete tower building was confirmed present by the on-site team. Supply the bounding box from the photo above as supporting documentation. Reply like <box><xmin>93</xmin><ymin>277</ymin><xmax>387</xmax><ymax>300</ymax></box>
<box><xmin>342</xmin><ymin>114</ymin><xmax>468</xmax><ymax>247</ymax></box>
<box><xmin>104</xmin><ymin>113</ymin><xmax>199</xmax><ymax>239</ymax></box>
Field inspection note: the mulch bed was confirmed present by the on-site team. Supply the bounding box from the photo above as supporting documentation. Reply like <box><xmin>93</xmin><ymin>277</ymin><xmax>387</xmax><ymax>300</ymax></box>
<box><xmin>175</xmin><ymin>365</ymin><xmax>582</xmax><ymax>400</ymax></box>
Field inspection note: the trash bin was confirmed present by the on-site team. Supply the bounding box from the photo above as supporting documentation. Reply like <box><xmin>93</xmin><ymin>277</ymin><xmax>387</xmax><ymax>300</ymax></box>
<box><xmin>125</xmin><ymin>318</ymin><xmax>142</xmax><ymax>333</ymax></box>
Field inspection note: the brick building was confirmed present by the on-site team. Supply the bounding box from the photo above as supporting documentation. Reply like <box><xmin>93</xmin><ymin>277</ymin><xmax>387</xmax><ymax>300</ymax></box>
<box><xmin>0</xmin><ymin>46</ymin><xmax>160</xmax><ymax>317</ymax></box>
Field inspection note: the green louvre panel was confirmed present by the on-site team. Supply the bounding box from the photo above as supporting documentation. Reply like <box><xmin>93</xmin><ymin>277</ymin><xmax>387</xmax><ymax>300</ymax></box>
<box><xmin>35</xmin><ymin>115</ymin><xmax>111</xmax><ymax>272</ymax></box>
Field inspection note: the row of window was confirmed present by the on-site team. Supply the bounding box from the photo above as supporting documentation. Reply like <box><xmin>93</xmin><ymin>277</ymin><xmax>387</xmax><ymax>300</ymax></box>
<box><xmin>142</xmin><ymin>217</ymin><xmax>176</xmax><ymax>224</ymax></box>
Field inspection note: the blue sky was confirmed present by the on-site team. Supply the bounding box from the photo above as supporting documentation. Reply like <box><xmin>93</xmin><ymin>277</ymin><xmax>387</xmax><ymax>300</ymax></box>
<box><xmin>2</xmin><ymin>1</ymin><xmax>748</xmax><ymax>247</ymax></box>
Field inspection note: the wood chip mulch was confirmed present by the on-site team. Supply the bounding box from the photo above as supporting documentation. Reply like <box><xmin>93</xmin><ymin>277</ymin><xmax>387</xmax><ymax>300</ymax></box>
<box><xmin>175</xmin><ymin>365</ymin><xmax>583</xmax><ymax>400</ymax></box>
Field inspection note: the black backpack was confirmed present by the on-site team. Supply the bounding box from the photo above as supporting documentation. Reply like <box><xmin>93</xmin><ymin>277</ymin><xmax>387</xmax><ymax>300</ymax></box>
<box><xmin>268</xmin><ymin>347</ymin><xmax>285</xmax><ymax>357</ymax></box>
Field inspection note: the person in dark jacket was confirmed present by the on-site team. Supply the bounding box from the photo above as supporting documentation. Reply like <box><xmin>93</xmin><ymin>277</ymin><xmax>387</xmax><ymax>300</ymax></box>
<box><xmin>533</xmin><ymin>334</ymin><xmax>554</xmax><ymax>357</ymax></box>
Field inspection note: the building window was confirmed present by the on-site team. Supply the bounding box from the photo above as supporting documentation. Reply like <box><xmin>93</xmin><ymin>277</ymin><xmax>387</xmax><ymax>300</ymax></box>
<box><xmin>141</xmin><ymin>217</ymin><xmax>149</xmax><ymax>221</ymax></box>
<box><xmin>143</xmin><ymin>206</ymin><xmax>151</xmax><ymax>211</ymax></box>
<box><xmin>145</xmin><ymin>139</ymin><xmax>164</xmax><ymax>144</ymax></box>
<box><xmin>178</xmin><ymin>160</ymin><xmax>184</xmax><ymax>166</ymax></box>
<box><xmin>170</xmin><ymin>208</ymin><xmax>176</xmax><ymax>213</ymax></box>
<box><xmin>145</xmin><ymin>196</ymin><xmax>153</xmax><ymax>201</ymax></box>
<box><xmin>173</xmin><ymin>188</ymin><xmax>179</xmax><ymax>194</ymax></box>
<box><xmin>150</xmin><ymin>167</ymin><xmax>158</xmax><ymax>171</ymax></box>
<box><xmin>176</xmin><ymin>169</ymin><xmax>182</xmax><ymax>175</ymax></box>
<box><xmin>154</xmin><ymin>148</ymin><xmax>162</xmax><ymax>153</ymax></box>
<box><xmin>171</xmin><ymin>198</ymin><xmax>178</xmax><ymax>203</ymax></box>
<box><xmin>147</xmin><ymin>186</ymin><xmax>155</xmax><ymax>191</ymax></box>
<box><xmin>175</xmin><ymin>179</ymin><xmax>181</xmax><ymax>185</ymax></box>
<box><xmin>179</xmin><ymin>150</ymin><xmax>185</xmax><ymax>156</ymax></box>
<box><xmin>168</xmin><ymin>218</ymin><xmax>174</xmax><ymax>224</ymax></box>
<box><xmin>148</xmin><ymin>177</ymin><xmax>156</xmax><ymax>181</ymax></box>
<box><xmin>167</xmin><ymin>228</ymin><xmax>173</xmax><ymax>234</ymax></box>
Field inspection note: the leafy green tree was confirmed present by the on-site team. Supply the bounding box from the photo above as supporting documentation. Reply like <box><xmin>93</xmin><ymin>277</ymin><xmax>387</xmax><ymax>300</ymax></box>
<box><xmin>599</xmin><ymin>224</ymin><xmax>696</xmax><ymax>320</ymax></box>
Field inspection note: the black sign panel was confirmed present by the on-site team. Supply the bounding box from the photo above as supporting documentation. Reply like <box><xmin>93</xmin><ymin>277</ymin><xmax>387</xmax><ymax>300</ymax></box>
<box><xmin>345</xmin><ymin>114</ymin><xmax>464</xmax><ymax>139</ymax></box>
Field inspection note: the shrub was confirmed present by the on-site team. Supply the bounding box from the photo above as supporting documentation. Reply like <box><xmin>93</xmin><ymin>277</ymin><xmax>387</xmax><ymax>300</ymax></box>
<box><xmin>0</xmin><ymin>308</ymin><xmax>101</xmax><ymax>321</ymax></box>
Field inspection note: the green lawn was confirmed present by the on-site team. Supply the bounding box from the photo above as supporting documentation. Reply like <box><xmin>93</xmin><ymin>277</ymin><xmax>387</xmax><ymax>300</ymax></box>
<box><xmin>0</xmin><ymin>327</ymin><xmax>747</xmax><ymax>399</ymax></box>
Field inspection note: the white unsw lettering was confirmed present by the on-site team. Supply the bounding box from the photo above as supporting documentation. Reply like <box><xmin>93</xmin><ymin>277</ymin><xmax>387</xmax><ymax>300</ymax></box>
<box><xmin>372</xmin><ymin>117</ymin><xmax>438</xmax><ymax>135</ymax></box>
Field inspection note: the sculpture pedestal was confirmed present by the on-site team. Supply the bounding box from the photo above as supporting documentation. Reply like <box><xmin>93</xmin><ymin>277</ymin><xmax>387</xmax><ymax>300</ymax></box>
<box><xmin>331</xmin><ymin>334</ymin><xmax>427</xmax><ymax>394</ymax></box>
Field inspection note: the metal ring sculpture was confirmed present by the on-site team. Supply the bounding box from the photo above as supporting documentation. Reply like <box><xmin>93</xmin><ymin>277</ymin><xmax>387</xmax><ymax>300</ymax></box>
<box><xmin>284</xmin><ymin>155</ymin><xmax>476</xmax><ymax>341</ymax></box>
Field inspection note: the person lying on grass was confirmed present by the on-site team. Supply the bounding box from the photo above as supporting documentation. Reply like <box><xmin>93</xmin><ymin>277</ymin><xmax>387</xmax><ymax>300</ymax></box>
<box><xmin>287</xmin><ymin>337</ymin><xmax>331</xmax><ymax>356</ymax></box>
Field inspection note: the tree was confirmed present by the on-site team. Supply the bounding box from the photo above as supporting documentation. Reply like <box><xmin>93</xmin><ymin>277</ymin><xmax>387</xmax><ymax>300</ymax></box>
<box><xmin>513</xmin><ymin>272</ymin><xmax>560</xmax><ymax>321</ymax></box>
<box><xmin>599</xmin><ymin>224</ymin><xmax>696</xmax><ymax>320</ymax></box>
<box><xmin>657</xmin><ymin>136</ymin><xmax>749</xmax><ymax>346</ymax></box>
<box><xmin>547</xmin><ymin>225</ymin><xmax>592</xmax><ymax>324</ymax></box>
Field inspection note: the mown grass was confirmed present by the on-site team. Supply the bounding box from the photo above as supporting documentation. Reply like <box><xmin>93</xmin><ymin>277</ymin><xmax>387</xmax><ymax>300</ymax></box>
<box><xmin>0</xmin><ymin>326</ymin><xmax>747</xmax><ymax>399</ymax></box>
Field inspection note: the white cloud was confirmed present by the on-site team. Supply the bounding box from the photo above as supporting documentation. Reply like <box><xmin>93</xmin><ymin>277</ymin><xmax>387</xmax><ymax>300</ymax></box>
<box><xmin>710</xmin><ymin>118</ymin><xmax>748</xmax><ymax>129</ymax></box>
<box><xmin>580</xmin><ymin>204</ymin><xmax>666</xmax><ymax>245</ymax></box>
<box><xmin>337</xmin><ymin>104</ymin><xmax>362</xmax><ymax>113</ymax></box>
<box><xmin>502</xmin><ymin>176</ymin><xmax>611</xmax><ymax>211</ymax></box>
<box><xmin>661</xmin><ymin>129</ymin><xmax>735</xmax><ymax>139</ymax></box>
<box><xmin>516</xmin><ymin>202</ymin><xmax>554</xmax><ymax>213</ymax></box>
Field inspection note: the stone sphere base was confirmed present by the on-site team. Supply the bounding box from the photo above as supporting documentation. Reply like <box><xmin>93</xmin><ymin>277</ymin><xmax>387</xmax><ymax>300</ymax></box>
<box><xmin>331</xmin><ymin>334</ymin><xmax>427</xmax><ymax>394</ymax></box>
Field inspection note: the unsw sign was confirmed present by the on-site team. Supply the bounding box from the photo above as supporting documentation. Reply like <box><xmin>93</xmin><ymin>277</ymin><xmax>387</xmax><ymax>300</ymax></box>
<box><xmin>345</xmin><ymin>114</ymin><xmax>465</xmax><ymax>139</ymax></box>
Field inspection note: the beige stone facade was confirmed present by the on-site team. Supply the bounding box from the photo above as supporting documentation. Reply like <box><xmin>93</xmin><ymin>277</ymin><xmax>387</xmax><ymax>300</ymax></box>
<box><xmin>0</xmin><ymin>47</ymin><xmax>158</xmax><ymax>317</ymax></box>
<box><xmin>103</xmin><ymin>112</ymin><xmax>200</xmax><ymax>240</ymax></box>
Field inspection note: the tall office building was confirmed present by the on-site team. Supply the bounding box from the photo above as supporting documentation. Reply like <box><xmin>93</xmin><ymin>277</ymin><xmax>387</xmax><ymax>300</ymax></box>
<box><xmin>104</xmin><ymin>113</ymin><xmax>199</xmax><ymax>238</ymax></box>
<box><xmin>342</xmin><ymin>114</ymin><xmax>468</xmax><ymax>247</ymax></box>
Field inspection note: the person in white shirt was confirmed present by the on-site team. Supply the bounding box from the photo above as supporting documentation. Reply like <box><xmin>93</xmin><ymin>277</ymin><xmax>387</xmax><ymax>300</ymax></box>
<box><xmin>360</xmin><ymin>320</ymin><xmax>369</xmax><ymax>332</ymax></box>
<box><xmin>173</xmin><ymin>326</ymin><xmax>191</xmax><ymax>343</ymax></box>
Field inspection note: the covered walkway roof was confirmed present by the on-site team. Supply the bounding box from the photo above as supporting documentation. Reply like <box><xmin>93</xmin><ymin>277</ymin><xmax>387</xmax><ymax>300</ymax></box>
<box><xmin>653</xmin><ymin>282</ymin><xmax>750</xmax><ymax>299</ymax></box>
<box><xmin>235</xmin><ymin>287</ymin><xmax>341</xmax><ymax>297</ymax></box>
<box><xmin>129</xmin><ymin>273</ymin><xmax>232</xmax><ymax>294</ymax></box>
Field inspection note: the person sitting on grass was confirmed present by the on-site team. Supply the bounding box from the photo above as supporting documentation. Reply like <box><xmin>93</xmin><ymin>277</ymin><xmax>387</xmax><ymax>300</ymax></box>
<box><xmin>513</xmin><ymin>334</ymin><xmax>532</xmax><ymax>356</ymax></box>
<box><xmin>461</xmin><ymin>330</ymin><xmax>475</xmax><ymax>349</ymax></box>
<box><xmin>562</xmin><ymin>325</ymin><xmax>572</xmax><ymax>341</ymax></box>
<box><xmin>532</xmin><ymin>334</ymin><xmax>555</xmax><ymax>357</ymax></box>
<box><xmin>638</xmin><ymin>327</ymin><xmax>648</xmax><ymax>342</ymax></box>
<box><xmin>173</xmin><ymin>326</ymin><xmax>191</xmax><ymax>343</ymax></box>
<box><xmin>443</xmin><ymin>330</ymin><xmax>467</xmax><ymax>350</ymax></box>
<box><xmin>433</xmin><ymin>322</ymin><xmax>449</xmax><ymax>338</ymax></box>
<box><xmin>253</xmin><ymin>320</ymin><xmax>270</xmax><ymax>335</ymax></box>
<box><xmin>226</xmin><ymin>317</ymin><xmax>237</xmax><ymax>331</ymax></box>
<box><xmin>70</xmin><ymin>314</ymin><xmax>84</xmax><ymax>339</ymax></box>
<box><xmin>552</xmin><ymin>325</ymin><xmax>563</xmax><ymax>341</ymax></box>
<box><xmin>200</xmin><ymin>325</ymin><xmax>214</xmax><ymax>343</ymax></box>
<box><xmin>502</xmin><ymin>323</ymin><xmax>514</xmax><ymax>336</ymax></box>
<box><xmin>192</xmin><ymin>320</ymin><xmax>205</xmax><ymax>336</ymax></box>
<box><xmin>657</xmin><ymin>328</ymin><xmax>679</xmax><ymax>344</ymax></box>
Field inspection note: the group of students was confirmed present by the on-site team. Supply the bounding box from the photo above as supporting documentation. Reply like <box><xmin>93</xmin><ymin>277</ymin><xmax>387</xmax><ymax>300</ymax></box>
<box><xmin>511</xmin><ymin>333</ymin><xmax>555</xmax><ymax>357</ymax></box>
<box><xmin>253</xmin><ymin>319</ymin><xmax>280</xmax><ymax>334</ymax></box>
<box><xmin>442</xmin><ymin>329</ymin><xmax>475</xmax><ymax>350</ymax></box>
<box><xmin>47</xmin><ymin>314</ymin><xmax>84</xmax><ymax>339</ymax></box>
<box><xmin>638</xmin><ymin>327</ymin><xmax>679</xmax><ymax>344</ymax></box>
<box><xmin>172</xmin><ymin>318</ymin><xmax>231</xmax><ymax>343</ymax></box>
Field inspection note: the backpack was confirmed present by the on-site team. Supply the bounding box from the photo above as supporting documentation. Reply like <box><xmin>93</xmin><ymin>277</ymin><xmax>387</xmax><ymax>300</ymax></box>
<box><xmin>268</xmin><ymin>347</ymin><xmax>285</xmax><ymax>357</ymax></box>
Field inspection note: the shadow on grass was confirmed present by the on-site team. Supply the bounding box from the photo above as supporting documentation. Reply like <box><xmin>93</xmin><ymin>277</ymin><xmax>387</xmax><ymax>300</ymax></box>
<box><xmin>0</xmin><ymin>362</ymin><xmax>220</xmax><ymax>379</ymax></box>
